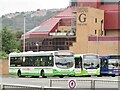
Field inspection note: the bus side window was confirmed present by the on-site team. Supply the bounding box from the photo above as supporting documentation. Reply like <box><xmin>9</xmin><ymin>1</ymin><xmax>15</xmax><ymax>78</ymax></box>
<box><xmin>48</xmin><ymin>56</ymin><xmax>53</xmax><ymax>66</ymax></box>
<box><xmin>10</xmin><ymin>57</ymin><xmax>23</xmax><ymax>67</ymax></box>
<box><xmin>34</xmin><ymin>59</ymin><xmax>40</xmax><ymax>66</ymax></box>
<box><xmin>75</xmin><ymin>58</ymin><xmax>79</xmax><ymax>68</ymax></box>
<box><xmin>101</xmin><ymin>59</ymin><xmax>107</xmax><ymax>67</ymax></box>
<box><xmin>119</xmin><ymin>60</ymin><xmax>120</xmax><ymax>67</ymax></box>
<box><xmin>75</xmin><ymin>57</ymin><xmax>82</xmax><ymax>68</ymax></box>
<box><xmin>44</xmin><ymin>57</ymin><xmax>48</xmax><ymax>66</ymax></box>
<box><xmin>40</xmin><ymin>57</ymin><xmax>44</xmax><ymax>66</ymax></box>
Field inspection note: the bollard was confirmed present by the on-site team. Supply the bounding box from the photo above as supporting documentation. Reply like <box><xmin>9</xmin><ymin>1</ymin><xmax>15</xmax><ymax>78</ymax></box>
<box><xmin>49</xmin><ymin>79</ymin><xmax>52</xmax><ymax>87</ymax></box>
<box><xmin>41</xmin><ymin>87</ymin><xmax>44</xmax><ymax>90</ymax></box>
<box><xmin>0</xmin><ymin>83</ymin><xmax>3</xmax><ymax>90</ymax></box>
<box><xmin>91</xmin><ymin>80</ymin><xmax>95</xmax><ymax>90</ymax></box>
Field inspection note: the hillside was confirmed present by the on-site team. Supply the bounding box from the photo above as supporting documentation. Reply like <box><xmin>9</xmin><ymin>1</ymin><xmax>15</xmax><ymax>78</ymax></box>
<box><xmin>1</xmin><ymin>8</ymin><xmax>63</xmax><ymax>32</ymax></box>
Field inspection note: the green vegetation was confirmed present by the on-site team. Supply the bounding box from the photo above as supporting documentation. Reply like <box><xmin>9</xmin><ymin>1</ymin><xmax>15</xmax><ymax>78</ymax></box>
<box><xmin>0</xmin><ymin>27</ymin><xmax>23</xmax><ymax>59</ymax></box>
<box><xmin>0</xmin><ymin>9</ymin><xmax>62</xmax><ymax>59</ymax></box>
<box><xmin>2</xmin><ymin>9</ymin><xmax>61</xmax><ymax>32</ymax></box>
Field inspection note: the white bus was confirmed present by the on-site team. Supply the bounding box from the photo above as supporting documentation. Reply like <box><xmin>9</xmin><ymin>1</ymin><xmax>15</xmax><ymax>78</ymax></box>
<box><xmin>74</xmin><ymin>54</ymin><xmax>100</xmax><ymax>76</ymax></box>
<box><xmin>9</xmin><ymin>50</ymin><xmax>75</xmax><ymax>78</ymax></box>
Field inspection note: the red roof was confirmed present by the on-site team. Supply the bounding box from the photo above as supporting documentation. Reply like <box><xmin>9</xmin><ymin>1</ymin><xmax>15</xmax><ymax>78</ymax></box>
<box><xmin>55</xmin><ymin>7</ymin><xmax>76</xmax><ymax>18</ymax></box>
<box><xmin>21</xmin><ymin>18</ymin><xmax>61</xmax><ymax>39</ymax></box>
<box><xmin>28</xmin><ymin>18</ymin><xmax>61</xmax><ymax>34</ymax></box>
<box><xmin>39</xmin><ymin>18</ymin><xmax>61</xmax><ymax>26</ymax></box>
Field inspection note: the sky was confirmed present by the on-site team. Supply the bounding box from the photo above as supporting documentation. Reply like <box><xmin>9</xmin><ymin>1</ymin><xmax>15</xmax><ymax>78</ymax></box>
<box><xmin>0</xmin><ymin>0</ymin><xmax>70</xmax><ymax>16</ymax></box>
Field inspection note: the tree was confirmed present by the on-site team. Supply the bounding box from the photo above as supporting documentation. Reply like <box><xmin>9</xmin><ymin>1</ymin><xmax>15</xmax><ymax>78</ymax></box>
<box><xmin>15</xmin><ymin>31</ymin><xmax>23</xmax><ymax>52</ymax></box>
<box><xmin>2</xmin><ymin>27</ymin><xmax>17</xmax><ymax>54</ymax></box>
<box><xmin>15</xmin><ymin>30</ymin><xmax>23</xmax><ymax>40</ymax></box>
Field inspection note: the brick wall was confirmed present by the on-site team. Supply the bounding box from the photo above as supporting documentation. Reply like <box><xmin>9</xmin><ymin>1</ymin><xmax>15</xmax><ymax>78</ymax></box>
<box><xmin>0</xmin><ymin>60</ymin><xmax>9</xmax><ymax>75</ymax></box>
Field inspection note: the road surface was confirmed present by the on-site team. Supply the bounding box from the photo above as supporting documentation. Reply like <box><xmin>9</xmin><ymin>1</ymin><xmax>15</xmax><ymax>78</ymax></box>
<box><xmin>0</xmin><ymin>75</ymin><xmax>120</xmax><ymax>89</ymax></box>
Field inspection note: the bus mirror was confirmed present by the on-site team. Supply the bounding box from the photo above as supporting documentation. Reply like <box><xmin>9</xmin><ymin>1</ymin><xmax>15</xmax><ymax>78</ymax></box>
<box><xmin>97</xmin><ymin>64</ymin><xmax>99</xmax><ymax>68</ymax></box>
<box><xmin>91</xmin><ymin>63</ymin><xmax>94</xmax><ymax>65</ymax></box>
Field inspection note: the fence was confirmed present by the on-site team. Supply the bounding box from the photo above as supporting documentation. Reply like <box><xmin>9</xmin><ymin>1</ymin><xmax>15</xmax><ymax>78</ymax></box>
<box><xmin>0</xmin><ymin>79</ymin><xmax>119</xmax><ymax>90</ymax></box>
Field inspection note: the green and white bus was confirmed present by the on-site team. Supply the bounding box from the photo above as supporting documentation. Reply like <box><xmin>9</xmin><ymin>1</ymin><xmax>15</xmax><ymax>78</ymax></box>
<box><xmin>74</xmin><ymin>54</ymin><xmax>100</xmax><ymax>76</ymax></box>
<box><xmin>9</xmin><ymin>50</ymin><xmax>75</xmax><ymax>78</ymax></box>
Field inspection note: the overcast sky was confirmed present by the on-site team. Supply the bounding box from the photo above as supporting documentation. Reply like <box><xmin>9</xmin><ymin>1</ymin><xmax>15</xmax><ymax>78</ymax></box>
<box><xmin>0</xmin><ymin>0</ymin><xmax>70</xmax><ymax>16</ymax></box>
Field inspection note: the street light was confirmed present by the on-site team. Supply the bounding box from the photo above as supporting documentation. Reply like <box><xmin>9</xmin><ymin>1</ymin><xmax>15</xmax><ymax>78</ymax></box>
<box><xmin>36</xmin><ymin>42</ymin><xmax>39</xmax><ymax>52</ymax></box>
<box><xmin>96</xmin><ymin>34</ymin><xmax>99</xmax><ymax>54</ymax></box>
<box><xmin>96</xmin><ymin>20</ymin><xmax>103</xmax><ymax>54</ymax></box>
<box><xmin>23</xmin><ymin>15</ymin><xmax>26</xmax><ymax>52</ymax></box>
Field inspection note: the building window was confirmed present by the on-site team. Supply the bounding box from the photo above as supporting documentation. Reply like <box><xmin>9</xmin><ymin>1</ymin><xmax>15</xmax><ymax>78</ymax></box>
<box><xmin>95</xmin><ymin>18</ymin><xmax>97</xmax><ymax>23</ymax></box>
<box><xmin>101</xmin><ymin>0</ymin><xmax>120</xmax><ymax>5</ymax></box>
<box><xmin>104</xmin><ymin>31</ymin><xmax>106</xmax><ymax>36</ymax></box>
<box><xmin>95</xmin><ymin>30</ymin><xmax>97</xmax><ymax>34</ymax></box>
<box><xmin>101</xmin><ymin>31</ymin><xmax>104</xmax><ymax>36</ymax></box>
<box><xmin>70</xmin><ymin>0</ymin><xmax>77</xmax><ymax>6</ymax></box>
<box><xmin>69</xmin><ymin>42</ymin><xmax>72</xmax><ymax>46</ymax></box>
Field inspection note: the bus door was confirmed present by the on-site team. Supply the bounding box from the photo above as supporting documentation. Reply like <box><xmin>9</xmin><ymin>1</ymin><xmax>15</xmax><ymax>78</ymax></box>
<box><xmin>118</xmin><ymin>59</ymin><xmax>120</xmax><ymax>75</ymax></box>
<box><xmin>74</xmin><ymin>57</ymin><xmax>82</xmax><ymax>75</ymax></box>
<box><xmin>100</xmin><ymin>58</ymin><xmax>108</xmax><ymax>75</ymax></box>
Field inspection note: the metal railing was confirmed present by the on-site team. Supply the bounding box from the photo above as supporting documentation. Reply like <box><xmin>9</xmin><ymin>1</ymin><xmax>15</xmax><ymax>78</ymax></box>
<box><xmin>0</xmin><ymin>79</ymin><xmax>119</xmax><ymax>90</ymax></box>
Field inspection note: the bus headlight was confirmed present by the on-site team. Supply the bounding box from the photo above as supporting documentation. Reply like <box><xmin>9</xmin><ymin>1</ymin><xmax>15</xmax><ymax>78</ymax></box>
<box><xmin>109</xmin><ymin>72</ymin><xmax>112</xmax><ymax>74</ymax></box>
<box><xmin>83</xmin><ymin>68</ymin><xmax>86</xmax><ymax>71</ymax></box>
<box><xmin>97</xmin><ymin>68</ymin><xmax>100</xmax><ymax>72</ymax></box>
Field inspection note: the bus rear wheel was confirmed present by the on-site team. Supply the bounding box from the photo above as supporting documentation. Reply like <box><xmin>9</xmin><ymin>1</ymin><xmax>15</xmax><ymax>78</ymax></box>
<box><xmin>41</xmin><ymin>70</ymin><xmax>46</xmax><ymax>78</ymax></box>
<box><xmin>59</xmin><ymin>76</ymin><xmax>64</xmax><ymax>78</ymax></box>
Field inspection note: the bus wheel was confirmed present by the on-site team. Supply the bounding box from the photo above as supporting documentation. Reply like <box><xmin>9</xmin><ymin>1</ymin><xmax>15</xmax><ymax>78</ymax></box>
<box><xmin>59</xmin><ymin>76</ymin><xmax>64</xmax><ymax>78</ymax></box>
<box><xmin>97</xmin><ymin>74</ymin><xmax>102</xmax><ymax>77</ymax></box>
<box><xmin>112</xmin><ymin>75</ymin><xmax>115</xmax><ymax>77</ymax></box>
<box><xmin>41</xmin><ymin>70</ymin><xmax>46</xmax><ymax>78</ymax></box>
<box><xmin>17</xmin><ymin>70</ymin><xmax>21</xmax><ymax>77</ymax></box>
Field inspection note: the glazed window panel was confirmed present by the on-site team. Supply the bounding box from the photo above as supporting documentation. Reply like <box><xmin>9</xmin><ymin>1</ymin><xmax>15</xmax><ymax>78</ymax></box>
<box><xmin>101</xmin><ymin>0</ymin><xmax>119</xmax><ymax>4</ymax></box>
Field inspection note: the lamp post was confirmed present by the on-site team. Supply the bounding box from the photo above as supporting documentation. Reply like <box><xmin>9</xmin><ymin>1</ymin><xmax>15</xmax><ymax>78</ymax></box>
<box><xmin>23</xmin><ymin>15</ymin><xmax>26</xmax><ymax>52</ymax></box>
<box><xmin>36</xmin><ymin>42</ymin><xmax>39</xmax><ymax>52</ymax></box>
<box><xmin>96</xmin><ymin>34</ymin><xmax>99</xmax><ymax>54</ymax></box>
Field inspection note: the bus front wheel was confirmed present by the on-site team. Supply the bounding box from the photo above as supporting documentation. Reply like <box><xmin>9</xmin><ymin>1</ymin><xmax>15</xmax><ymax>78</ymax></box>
<box><xmin>59</xmin><ymin>76</ymin><xmax>64</xmax><ymax>78</ymax></box>
<box><xmin>17</xmin><ymin>70</ymin><xmax>21</xmax><ymax>77</ymax></box>
<box><xmin>112</xmin><ymin>74</ymin><xmax>115</xmax><ymax>77</ymax></box>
